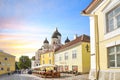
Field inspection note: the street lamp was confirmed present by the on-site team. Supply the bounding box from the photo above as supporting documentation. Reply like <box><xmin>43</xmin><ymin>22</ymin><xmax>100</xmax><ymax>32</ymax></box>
<box><xmin>86</xmin><ymin>44</ymin><xmax>89</xmax><ymax>52</ymax></box>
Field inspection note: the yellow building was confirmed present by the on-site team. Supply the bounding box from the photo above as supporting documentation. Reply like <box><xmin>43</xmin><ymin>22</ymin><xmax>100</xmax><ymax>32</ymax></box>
<box><xmin>83</xmin><ymin>0</ymin><xmax>120</xmax><ymax>80</ymax></box>
<box><xmin>55</xmin><ymin>34</ymin><xmax>90</xmax><ymax>74</ymax></box>
<box><xmin>0</xmin><ymin>50</ymin><xmax>15</xmax><ymax>75</ymax></box>
<box><xmin>40</xmin><ymin>50</ymin><xmax>54</xmax><ymax>65</ymax></box>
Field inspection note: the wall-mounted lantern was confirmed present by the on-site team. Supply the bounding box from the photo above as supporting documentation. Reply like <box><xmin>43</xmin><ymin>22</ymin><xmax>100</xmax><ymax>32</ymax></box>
<box><xmin>86</xmin><ymin>44</ymin><xmax>89</xmax><ymax>52</ymax></box>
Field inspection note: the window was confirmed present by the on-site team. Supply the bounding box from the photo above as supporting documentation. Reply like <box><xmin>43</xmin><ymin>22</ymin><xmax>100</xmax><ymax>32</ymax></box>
<box><xmin>59</xmin><ymin>66</ymin><xmax>63</xmax><ymax>72</ymax></box>
<box><xmin>72</xmin><ymin>50</ymin><xmax>77</xmax><ymax>59</ymax></box>
<box><xmin>59</xmin><ymin>56</ymin><xmax>62</xmax><ymax>61</ymax></box>
<box><xmin>106</xmin><ymin>5</ymin><xmax>120</xmax><ymax>33</ymax></box>
<box><xmin>36</xmin><ymin>64</ymin><xmax>38</xmax><ymax>66</ymax></box>
<box><xmin>49</xmin><ymin>59</ymin><xmax>51</xmax><ymax>64</ymax></box>
<box><xmin>7</xmin><ymin>68</ymin><xmax>10</xmax><ymax>71</ymax></box>
<box><xmin>1</xmin><ymin>68</ymin><xmax>4</xmax><ymax>70</ymax></box>
<box><xmin>72</xmin><ymin>66</ymin><xmax>78</xmax><ymax>72</ymax></box>
<box><xmin>64</xmin><ymin>52</ymin><xmax>68</xmax><ymax>60</ymax></box>
<box><xmin>43</xmin><ymin>60</ymin><xmax>45</xmax><ymax>64</ymax></box>
<box><xmin>64</xmin><ymin>65</ymin><xmax>69</xmax><ymax>71</ymax></box>
<box><xmin>108</xmin><ymin>45</ymin><xmax>120</xmax><ymax>68</ymax></box>
<box><xmin>49</xmin><ymin>53</ymin><xmax>51</xmax><ymax>57</ymax></box>
<box><xmin>4</xmin><ymin>58</ymin><xmax>7</xmax><ymax>60</ymax></box>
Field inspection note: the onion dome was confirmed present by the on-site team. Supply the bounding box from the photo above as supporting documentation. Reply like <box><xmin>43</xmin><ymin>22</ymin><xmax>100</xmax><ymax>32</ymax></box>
<box><xmin>65</xmin><ymin>37</ymin><xmax>70</xmax><ymax>43</ymax></box>
<box><xmin>43</xmin><ymin>38</ymin><xmax>49</xmax><ymax>43</ymax></box>
<box><xmin>52</xmin><ymin>28</ymin><xmax>61</xmax><ymax>38</ymax></box>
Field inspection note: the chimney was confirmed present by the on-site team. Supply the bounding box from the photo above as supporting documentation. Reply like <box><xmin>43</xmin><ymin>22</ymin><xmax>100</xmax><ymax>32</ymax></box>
<box><xmin>74</xmin><ymin>34</ymin><xmax>78</xmax><ymax>39</ymax></box>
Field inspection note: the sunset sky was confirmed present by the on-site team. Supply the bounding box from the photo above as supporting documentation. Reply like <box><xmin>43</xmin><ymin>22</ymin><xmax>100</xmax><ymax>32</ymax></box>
<box><xmin>0</xmin><ymin>0</ymin><xmax>92</xmax><ymax>61</ymax></box>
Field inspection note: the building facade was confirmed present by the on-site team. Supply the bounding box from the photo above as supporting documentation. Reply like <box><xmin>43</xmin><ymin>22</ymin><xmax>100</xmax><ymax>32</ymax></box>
<box><xmin>83</xmin><ymin>0</ymin><xmax>120</xmax><ymax>80</ymax></box>
<box><xmin>0</xmin><ymin>50</ymin><xmax>15</xmax><ymax>75</ymax></box>
<box><xmin>55</xmin><ymin>34</ymin><xmax>90</xmax><ymax>73</ymax></box>
<box><xmin>40</xmin><ymin>51</ymin><xmax>54</xmax><ymax>65</ymax></box>
<box><xmin>31</xmin><ymin>49</ymin><xmax>41</xmax><ymax>69</ymax></box>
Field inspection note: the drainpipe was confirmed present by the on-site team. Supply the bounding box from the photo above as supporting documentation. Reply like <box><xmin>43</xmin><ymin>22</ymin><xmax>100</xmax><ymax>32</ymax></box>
<box><xmin>81</xmin><ymin>13</ymin><xmax>100</xmax><ymax>80</ymax></box>
<box><xmin>94</xmin><ymin>15</ymin><xmax>100</xmax><ymax>80</ymax></box>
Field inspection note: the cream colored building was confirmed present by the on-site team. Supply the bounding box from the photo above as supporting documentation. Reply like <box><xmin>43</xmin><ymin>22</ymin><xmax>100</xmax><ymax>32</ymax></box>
<box><xmin>83</xmin><ymin>0</ymin><xmax>120</xmax><ymax>80</ymax></box>
<box><xmin>55</xmin><ymin>34</ymin><xmax>90</xmax><ymax>74</ymax></box>
<box><xmin>0</xmin><ymin>50</ymin><xmax>15</xmax><ymax>75</ymax></box>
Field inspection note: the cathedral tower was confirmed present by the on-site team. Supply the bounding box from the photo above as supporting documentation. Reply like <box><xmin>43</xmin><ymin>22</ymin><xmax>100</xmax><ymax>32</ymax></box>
<box><xmin>51</xmin><ymin>28</ymin><xmax>61</xmax><ymax>45</ymax></box>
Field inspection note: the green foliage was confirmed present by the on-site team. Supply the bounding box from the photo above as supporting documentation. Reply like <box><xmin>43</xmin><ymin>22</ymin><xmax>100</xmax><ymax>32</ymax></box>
<box><xmin>31</xmin><ymin>56</ymin><xmax>35</xmax><ymax>60</ymax></box>
<box><xmin>15</xmin><ymin>62</ymin><xmax>19</xmax><ymax>70</ymax></box>
<box><xmin>17</xmin><ymin>56</ymin><xmax>31</xmax><ymax>69</ymax></box>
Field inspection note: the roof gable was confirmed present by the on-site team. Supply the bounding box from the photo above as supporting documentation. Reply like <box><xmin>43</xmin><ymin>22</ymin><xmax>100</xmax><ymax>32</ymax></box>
<box><xmin>82</xmin><ymin>0</ymin><xmax>103</xmax><ymax>14</ymax></box>
<box><xmin>56</xmin><ymin>34</ymin><xmax>90</xmax><ymax>52</ymax></box>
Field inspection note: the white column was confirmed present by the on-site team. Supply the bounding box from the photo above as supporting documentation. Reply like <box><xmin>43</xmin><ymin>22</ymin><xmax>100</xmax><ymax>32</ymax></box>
<box><xmin>89</xmin><ymin>17</ymin><xmax>96</xmax><ymax>80</ymax></box>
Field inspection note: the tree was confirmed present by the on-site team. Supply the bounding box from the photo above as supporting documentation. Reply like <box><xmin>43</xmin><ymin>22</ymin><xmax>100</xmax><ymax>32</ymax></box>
<box><xmin>15</xmin><ymin>62</ymin><xmax>19</xmax><ymax>70</ymax></box>
<box><xmin>31</xmin><ymin>56</ymin><xmax>35</xmax><ymax>60</ymax></box>
<box><xmin>18</xmin><ymin>56</ymin><xmax>31</xmax><ymax>69</ymax></box>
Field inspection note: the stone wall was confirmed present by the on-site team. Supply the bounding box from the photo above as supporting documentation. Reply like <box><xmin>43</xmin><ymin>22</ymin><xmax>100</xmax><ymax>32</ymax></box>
<box><xmin>98</xmin><ymin>70</ymin><xmax>120</xmax><ymax>80</ymax></box>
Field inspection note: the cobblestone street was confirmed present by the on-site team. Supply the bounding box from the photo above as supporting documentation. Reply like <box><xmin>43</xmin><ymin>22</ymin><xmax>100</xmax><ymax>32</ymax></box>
<box><xmin>0</xmin><ymin>74</ymin><xmax>40</xmax><ymax>80</ymax></box>
<box><xmin>0</xmin><ymin>73</ymin><xmax>89</xmax><ymax>80</ymax></box>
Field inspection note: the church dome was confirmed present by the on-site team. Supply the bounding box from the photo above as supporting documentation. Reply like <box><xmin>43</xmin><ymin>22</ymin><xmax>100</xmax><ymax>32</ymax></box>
<box><xmin>65</xmin><ymin>37</ymin><xmax>70</xmax><ymax>43</ymax></box>
<box><xmin>52</xmin><ymin>28</ymin><xmax>61</xmax><ymax>38</ymax></box>
<box><xmin>43</xmin><ymin>38</ymin><xmax>49</xmax><ymax>43</ymax></box>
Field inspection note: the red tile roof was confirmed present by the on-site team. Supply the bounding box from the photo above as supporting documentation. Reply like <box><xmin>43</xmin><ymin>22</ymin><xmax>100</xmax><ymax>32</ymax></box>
<box><xmin>82</xmin><ymin>0</ymin><xmax>103</xmax><ymax>14</ymax></box>
<box><xmin>55</xmin><ymin>34</ymin><xmax>90</xmax><ymax>52</ymax></box>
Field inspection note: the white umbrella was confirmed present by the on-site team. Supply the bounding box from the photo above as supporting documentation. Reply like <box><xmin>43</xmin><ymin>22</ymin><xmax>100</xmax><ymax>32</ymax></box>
<box><xmin>40</xmin><ymin>64</ymin><xmax>55</xmax><ymax>67</ymax></box>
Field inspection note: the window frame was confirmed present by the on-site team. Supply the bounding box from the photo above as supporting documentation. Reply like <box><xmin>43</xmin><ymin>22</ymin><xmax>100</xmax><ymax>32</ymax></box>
<box><xmin>49</xmin><ymin>59</ymin><xmax>51</xmax><ymax>64</ymax></box>
<box><xmin>107</xmin><ymin>45</ymin><xmax>120</xmax><ymax>68</ymax></box>
<box><xmin>4</xmin><ymin>57</ymin><xmax>7</xmax><ymax>60</ymax></box>
<box><xmin>106</xmin><ymin>4</ymin><xmax>120</xmax><ymax>33</ymax></box>
<box><xmin>59</xmin><ymin>55</ymin><xmax>62</xmax><ymax>61</ymax></box>
<box><xmin>64</xmin><ymin>52</ymin><xmax>68</xmax><ymax>60</ymax></box>
<box><xmin>49</xmin><ymin>53</ymin><xmax>50</xmax><ymax>57</ymax></box>
<box><xmin>43</xmin><ymin>60</ymin><xmax>44</xmax><ymax>64</ymax></box>
<box><xmin>72</xmin><ymin>65</ymin><xmax>78</xmax><ymax>72</ymax></box>
<box><xmin>64</xmin><ymin>65</ymin><xmax>69</xmax><ymax>71</ymax></box>
<box><xmin>1</xmin><ymin>68</ymin><xmax>4</xmax><ymax>70</ymax></box>
<box><xmin>72</xmin><ymin>50</ymin><xmax>77</xmax><ymax>59</ymax></box>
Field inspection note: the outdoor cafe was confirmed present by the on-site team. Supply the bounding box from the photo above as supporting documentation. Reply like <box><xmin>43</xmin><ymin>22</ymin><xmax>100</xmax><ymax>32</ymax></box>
<box><xmin>33</xmin><ymin>64</ymin><xmax>60</xmax><ymax>78</ymax></box>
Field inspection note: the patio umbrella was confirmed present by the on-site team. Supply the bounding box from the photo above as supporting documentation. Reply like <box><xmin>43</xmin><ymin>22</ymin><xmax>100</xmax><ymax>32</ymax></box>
<box><xmin>40</xmin><ymin>64</ymin><xmax>55</xmax><ymax>67</ymax></box>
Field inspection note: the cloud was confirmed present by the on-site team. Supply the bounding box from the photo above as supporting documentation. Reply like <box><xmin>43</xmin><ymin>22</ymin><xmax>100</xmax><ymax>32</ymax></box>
<box><xmin>0</xmin><ymin>18</ymin><xmax>53</xmax><ymax>61</ymax></box>
<box><xmin>0</xmin><ymin>38</ymin><xmax>41</xmax><ymax>61</ymax></box>
<box><xmin>0</xmin><ymin>0</ymin><xmax>73</xmax><ymax>61</ymax></box>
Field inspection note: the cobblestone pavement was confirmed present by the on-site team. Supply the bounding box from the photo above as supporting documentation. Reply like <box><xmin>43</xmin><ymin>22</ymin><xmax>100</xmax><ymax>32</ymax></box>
<box><xmin>0</xmin><ymin>73</ymin><xmax>89</xmax><ymax>80</ymax></box>
<box><xmin>0</xmin><ymin>74</ymin><xmax>41</xmax><ymax>80</ymax></box>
